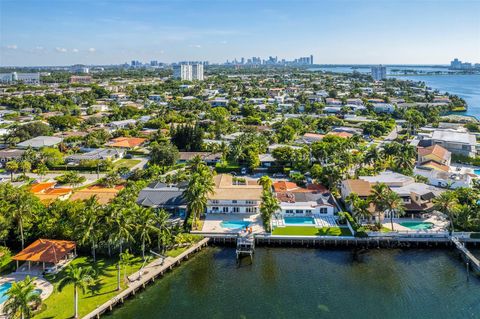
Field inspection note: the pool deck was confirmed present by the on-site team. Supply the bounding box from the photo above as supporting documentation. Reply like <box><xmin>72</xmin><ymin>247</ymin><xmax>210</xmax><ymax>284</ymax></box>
<box><xmin>382</xmin><ymin>217</ymin><xmax>449</xmax><ymax>232</ymax></box>
<box><xmin>0</xmin><ymin>274</ymin><xmax>53</xmax><ymax>315</ymax></box>
<box><xmin>193</xmin><ymin>213</ymin><xmax>265</xmax><ymax>235</ymax></box>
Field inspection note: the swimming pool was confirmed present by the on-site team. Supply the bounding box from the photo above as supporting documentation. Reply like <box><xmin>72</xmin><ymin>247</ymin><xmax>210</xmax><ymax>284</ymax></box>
<box><xmin>0</xmin><ymin>282</ymin><xmax>12</xmax><ymax>304</ymax></box>
<box><xmin>220</xmin><ymin>220</ymin><xmax>250</xmax><ymax>229</ymax></box>
<box><xmin>474</xmin><ymin>169</ymin><xmax>480</xmax><ymax>176</ymax></box>
<box><xmin>399</xmin><ymin>221</ymin><xmax>434</xmax><ymax>230</ymax></box>
<box><xmin>284</xmin><ymin>217</ymin><xmax>315</xmax><ymax>225</ymax></box>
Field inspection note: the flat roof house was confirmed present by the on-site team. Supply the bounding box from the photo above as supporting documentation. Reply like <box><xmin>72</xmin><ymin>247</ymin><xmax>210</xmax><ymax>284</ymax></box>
<box><xmin>17</xmin><ymin>136</ymin><xmax>63</xmax><ymax>149</ymax></box>
<box><xmin>66</xmin><ymin>148</ymin><xmax>125</xmax><ymax>164</ymax></box>
<box><xmin>207</xmin><ymin>174</ymin><xmax>262</xmax><ymax>214</ymax></box>
<box><xmin>431</xmin><ymin>130</ymin><xmax>477</xmax><ymax>157</ymax></box>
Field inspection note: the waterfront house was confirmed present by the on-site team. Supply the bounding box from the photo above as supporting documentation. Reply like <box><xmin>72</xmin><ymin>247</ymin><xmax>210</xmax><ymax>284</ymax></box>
<box><xmin>431</xmin><ymin>130</ymin><xmax>476</xmax><ymax>157</ymax></box>
<box><xmin>273</xmin><ymin>181</ymin><xmax>337</xmax><ymax>216</ymax></box>
<box><xmin>137</xmin><ymin>181</ymin><xmax>187</xmax><ymax>217</ymax></box>
<box><xmin>206</xmin><ymin>174</ymin><xmax>262</xmax><ymax>214</ymax></box>
<box><xmin>417</xmin><ymin>144</ymin><xmax>451</xmax><ymax>166</ymax></box>
<box><xmin>414</xmin><ymin>166</ymin><xmax>474</xmax><ymax>189</ymax></box>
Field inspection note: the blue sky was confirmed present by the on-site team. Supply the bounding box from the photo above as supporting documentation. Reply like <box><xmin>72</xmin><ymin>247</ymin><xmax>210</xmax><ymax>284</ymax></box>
<box><xmin>1</xmin><ymin>0</ymin><xmax>479</xmax><ymax>66</ymax></box>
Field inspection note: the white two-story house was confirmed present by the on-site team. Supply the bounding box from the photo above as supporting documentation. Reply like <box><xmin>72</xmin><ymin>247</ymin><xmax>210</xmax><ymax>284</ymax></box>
<box><xmin>207</xmin><ymin>174</ymin><xmax>262</xmax><ymax>214</ymax></box>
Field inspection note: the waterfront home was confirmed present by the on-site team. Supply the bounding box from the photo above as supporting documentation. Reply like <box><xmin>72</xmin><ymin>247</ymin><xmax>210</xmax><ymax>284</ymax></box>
<box><xmin>274</xmin><ymin>181</ymin><xmax>337</xmax><ymax>216</ymax></box>
<box><xmin>17</xmin><ymin>136</ymin><xmax>63</xmax><ymax>149</ymax></box>
<box><xmin>414</xmin><ymin>166</ymin><xmax>474</xmax><ymax>189</ymax></box>
<box><xmin>207</xmin><ymin>174</ymin><xmax>262</xmax><ymax>214</ymax></box>
<box><xmin>65</xmin><ymin>148</ymin><xmax>126</xmax><ymax>164</ymax></box>
<box><xmin>431</xmin><ymin>130</ymin><xmax>477</xmax><ymax>157</ymax></box>
<box><xmin>417</xmin><ymin>144</ymin><xmax>451</xmax><ymax>166</ymax></box>
<box><xmin>137</xmin><ymin>181</ymin><xmax>187</xmax><ymax>217</ymax></box>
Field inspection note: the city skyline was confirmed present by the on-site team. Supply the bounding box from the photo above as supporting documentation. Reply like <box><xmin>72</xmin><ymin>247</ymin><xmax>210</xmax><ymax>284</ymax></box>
<box><xmin>1</xmin><ymin>0</ymin><xmax>480</xmax><ymax>66</ymax></box>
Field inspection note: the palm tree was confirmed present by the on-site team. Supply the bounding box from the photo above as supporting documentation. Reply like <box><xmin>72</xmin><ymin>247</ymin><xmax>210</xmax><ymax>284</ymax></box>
<box><xmin>119</xmin><ymin>249</ymin><xmax>135</xmax><ymax>285</ymax></box>
<box><xmin>183</xmin><ymin>164</ymin><xmax>214</xmax><ymax>229</ymax></box>
<box><xmin>19</xmin><ymin>160</ymin><xmax>31</xmax><ymax>177</ymax></box>
<box><xmin>3</xmin><ymin>276</ymin><xmax>42</xmax><ymax>319</ymax></box>
<box><xmin>346</xmin><ymin>193</ymin><xmax>372</xmax><ymax>223</ymax></box>
<box><xmin>7</xmin><ymin>188</ymin><xmax>39</xmax><ymax>249</ymax></box>
<box><xmin>5</xmin><ymin>160</ymin><xmax>19</xmax><ymax>180</ymax></box>
<box><xmin>257</xmin><ymin>175</ymin><xmax>273</xmax><ymax>191</ymax></box>
<box><xmin>77</xmin><ymin>196</ymin><xmax>102</xmax><ymax>262</ymax></box>
<box><xmin>383</xmin><ymin>189</ymin><xmax>405</xmax><ymax>230</ymax></box>
<box><xmin>260</xmin><ymin>190</ymin><xmax>280</xmax><ymax>232</ymax></box>
<box><xmin>155</xmin><ymin>209</ymin><xmax>171</xmax><ymax>253</ymax></box>
<box><xmin>369</xmin><ymin>183</ymin><xmax>388</xmax><ymax>227</ymax></box>
<box><xmin>135</xmin><ymin>206</ymin><xmax>158</xmax><ymax>260</ymax></box>
<box><xmin>58</xmin><ymin>265</ymin><xmax>95</xmax><ymax>319</ymax></box>
<box><xmin>433</xmin><ymin>191</ymin><xmax>459</xmax><ymax>234</ymax></box>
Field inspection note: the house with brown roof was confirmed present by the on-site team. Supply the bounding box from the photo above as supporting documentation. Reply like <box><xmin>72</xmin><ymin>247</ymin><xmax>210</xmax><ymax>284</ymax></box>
<box><xmin>29</xmin><ymin>182</ymin><xmax>72</xmax><ymax>204</ymax></box>
<box><xmin>274</xmin><ymin>181</ymin><xmax>338</xmax><ymax>217</ymax></box>
<box><xmin>207</xmin><ymin>174</ymin><xmax>262</xmax><ymax>214</ymax></box>
<box><xmin>69</xmin><ymin>185</ymin><xmax>123</xmax><ymax>205</ymax></box>
<box><xmin>107</xmin><ymin>137</ymin><xmax>146</xmax><ymax>149</ymax></box>
<box><xmin>417</xmin><ymin>144</ymin><xmax>451</xmax><ymax>166</ymax></box>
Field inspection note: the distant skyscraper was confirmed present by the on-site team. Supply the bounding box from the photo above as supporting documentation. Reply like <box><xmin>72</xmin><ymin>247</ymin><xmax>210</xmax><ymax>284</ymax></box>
<box><xmin>191</xmin><ymin>63</ymin><xmax>204</xmax><ymax>81</ymax></box>
<box><xmin>310</xmin><ymin>54</ymin><xmax>314</xmax><ymax>65</ymax></box>
<box><xmin>173</xmin><ymin>62</ymin><xmax>204</xmax><ymax>81</ymax></box>
<box><xmin>371</xmin><ymin>65</ymin><xmax>387</xmax><ymax>81</ymax></box>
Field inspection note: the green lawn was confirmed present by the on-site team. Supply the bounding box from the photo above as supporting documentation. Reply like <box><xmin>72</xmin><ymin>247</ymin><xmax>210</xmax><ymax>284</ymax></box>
<box><xmin>34</xmin><ymin>256</ymin><xmax>146</xmax><ymax>319</ymax></box>
<box><xmin>272</xmin><ymin>226</ymin><xmax>352</xmax><ymax>236</ymax></box>
<box><xmin>113</xmin><ymin>159</ymin><xmax>141</xmax><ymax>169</ymax></box>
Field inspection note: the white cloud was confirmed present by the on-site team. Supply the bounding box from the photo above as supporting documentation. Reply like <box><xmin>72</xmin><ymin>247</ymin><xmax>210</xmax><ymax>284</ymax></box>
<box><xmin>72</xmin><ymin>48</ymin><xmax>79</xmax><ymax>53</ymax></box>
<box><xmin>35</xmin><ymin>46</ymin><xmax>44</xmax><ymax>51</ymax></box>
<box><xmin>220</xmin><ymin>40</ymin><xmax>228</xmax><ymax>45</ymax></box>
<box><xmin>189</xmin><ymin>44</ymin><xmax>202</xmax><ymax>48</ymax></box>
<box><xmin>88</xmin><ymin>47</ymin><xmax>96</xmax><ymax>52</ymax></box>
<box><xmin>55</xmin><ymin>47</ymin><xmax>67</xmax><ymax>53</ymax></box>
<box><xmin>6</xmin><ymin>44</ymin><xmax>17</xmax><ymax>50</ymax></box>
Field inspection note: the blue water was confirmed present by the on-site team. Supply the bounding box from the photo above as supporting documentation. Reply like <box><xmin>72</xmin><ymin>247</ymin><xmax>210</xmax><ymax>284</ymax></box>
<box><xmin>392</xmin><ymin>74</ymin><xmax>480</xmax><ymax>119</ymax></box>
<box><xmin>284</xmin><ymin>216</ymin><xmax>315</xmax><ymax>225</ymax></box>
<box><xmin>220</xmin><ymin>220</ymin><xmax>250</xmax><ymax>229</ymax></box>
<box><xmin>474</xmin><ymin>169</ymin><xmax>480</xmax><ymax>176</ymax></box>
<box><xmin>0</xmin><ymin>282</ymin><xmax>12</xmax><ymax>304</ymax></box>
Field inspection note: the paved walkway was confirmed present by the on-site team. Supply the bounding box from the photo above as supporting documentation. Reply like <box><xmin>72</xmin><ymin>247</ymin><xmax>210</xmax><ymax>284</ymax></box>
<box><xmin>82</xmin><ymin>238</ymin><xmax>209</xmax><ymax>319</ymax></box>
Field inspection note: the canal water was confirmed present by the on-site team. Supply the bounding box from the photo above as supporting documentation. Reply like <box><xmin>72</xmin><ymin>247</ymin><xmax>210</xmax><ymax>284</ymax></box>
<box><xmin>107</xmin><ymin>247</ymin><xmax>480</xmax><ymax>319</ymax></box>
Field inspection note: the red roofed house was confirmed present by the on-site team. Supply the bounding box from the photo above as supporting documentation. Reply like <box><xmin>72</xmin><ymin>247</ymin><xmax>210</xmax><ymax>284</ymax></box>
<box><xmin>108</xmin><ymin>137</ymin><xmax>147</xmax><ymax>149</ymax></box>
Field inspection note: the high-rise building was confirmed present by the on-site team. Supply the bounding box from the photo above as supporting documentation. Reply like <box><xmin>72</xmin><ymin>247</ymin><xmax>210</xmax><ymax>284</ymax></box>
<box><xmin>450</xmin><ymin>58</ymin><xmax>462</xmax><ymax>69</ymax></box>
<box><xmin>371</xmin><ymin>65</ymin><xmax>387</xmax><ymax>81</ymax></box>
<box><xmin>173</xmin><ymin>62</ymin><xmax>204</xmax><ymax>81</ymax></box>
<box><xmin>310</xmin><ymin>54</ymin><xmax>314</xmax><ymax>65</ymax></box>
<box><xmin>191</xmin><ymin>63</ymin><xmax>204</xmax><ymax>81</ymax></box>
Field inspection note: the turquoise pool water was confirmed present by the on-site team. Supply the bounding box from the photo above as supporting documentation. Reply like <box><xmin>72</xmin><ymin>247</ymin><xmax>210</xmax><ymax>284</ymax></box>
<box><xmin>0</xmin><ymin>282</ymin><xmax>12</xmax><ymax>304</ymax></box>
<box><xmin>474</xmin><ymin>169</ymin><xmax>480</xmax><ymax>175</ymax></box>
<box><xmin>399</xmin><ymin>221</ymin><xmax>434</xmax><ymax>230</ymax></box>
<box><xmin>220</xmin><ymin>221</ymin><xmax>250</xmax><ymax>229</ymax></box>
<box><xmin>284</xmin><ymin>217</ymin><xmax>315</xmax><ymax>225</ymax></box>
